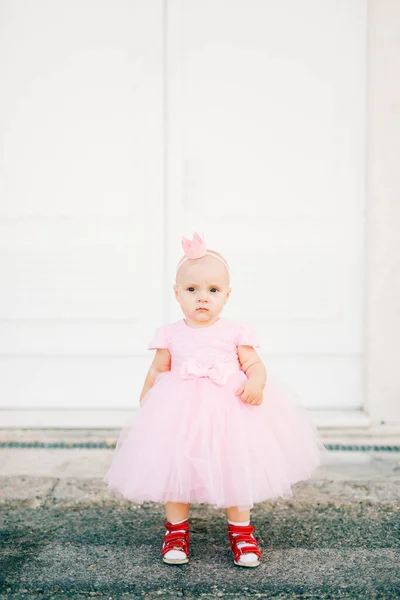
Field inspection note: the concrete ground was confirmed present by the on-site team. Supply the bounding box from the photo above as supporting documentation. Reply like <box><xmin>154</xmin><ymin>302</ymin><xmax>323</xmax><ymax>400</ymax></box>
<box><xmin>0</xmin><ymin>430</ymin><xmax>399</xmax><ymax>599</ymax></box>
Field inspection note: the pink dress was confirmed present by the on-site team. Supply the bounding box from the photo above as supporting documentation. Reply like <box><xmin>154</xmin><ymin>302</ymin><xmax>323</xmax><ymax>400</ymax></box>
<box><xmin>103</xmin><ymin>317</ymin><xmax>325</xmax><ymax>511</ymax></box>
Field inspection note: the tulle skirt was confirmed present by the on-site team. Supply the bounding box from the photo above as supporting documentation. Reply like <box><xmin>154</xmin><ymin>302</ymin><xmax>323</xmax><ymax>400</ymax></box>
<box><xmin>103</xmin><ymin>369</ymin><xmax>326</xmax><ymax>511</ymax></box>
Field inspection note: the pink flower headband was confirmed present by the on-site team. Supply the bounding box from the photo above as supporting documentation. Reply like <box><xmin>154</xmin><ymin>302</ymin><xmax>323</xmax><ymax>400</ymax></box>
<box><xmin>176</xmin><ymin>232</ymin><xmax>229</xmax><ymax>274</ymax></box>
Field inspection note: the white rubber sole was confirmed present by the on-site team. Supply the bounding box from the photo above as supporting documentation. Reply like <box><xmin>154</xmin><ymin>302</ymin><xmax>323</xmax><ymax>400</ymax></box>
<box><xmin>234</xmin><ymin>558</ymin><xmax>260</xmax><ymax>567</ymax></box>
<box><xmin>162</xmin><ymin>556</ymin><xmax>189</xmax><ymax>565</ymax></box>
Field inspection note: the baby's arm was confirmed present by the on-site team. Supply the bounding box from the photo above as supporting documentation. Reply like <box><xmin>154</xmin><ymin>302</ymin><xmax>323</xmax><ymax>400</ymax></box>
<box><xmin>235</xmin><ymin>346</ymin><xmax>267</xmax><ymax>405</ymax></box>
<box><xmin>140</xmin><ymin>348</ymin><xmax>171</xmax><ymax>405</ymax></box>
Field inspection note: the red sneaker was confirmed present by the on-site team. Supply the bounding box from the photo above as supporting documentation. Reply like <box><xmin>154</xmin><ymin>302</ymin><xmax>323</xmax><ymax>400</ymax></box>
<box><xmin>161</xmin><ymin>519</ymin><xmax>190</xmax><ymax>565</ymax></box>
<box><xmin>228</xmin><ymin>522</ymin><xmax>262</xmax><ymax>567</ymax></box>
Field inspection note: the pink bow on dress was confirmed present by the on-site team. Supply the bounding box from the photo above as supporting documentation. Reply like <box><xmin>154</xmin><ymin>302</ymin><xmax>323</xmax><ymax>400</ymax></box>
<box><xmin>180</xmin><ymin>359</ymin><xmax>229</xmax><ymax>386</ymax></box>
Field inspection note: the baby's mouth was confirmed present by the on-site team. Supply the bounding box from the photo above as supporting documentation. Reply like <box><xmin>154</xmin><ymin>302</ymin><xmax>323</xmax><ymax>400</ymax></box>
<box><xmin>196</xmin><ymin>307</ymin><xmax>208</xmax><ymax>311</ymax></box>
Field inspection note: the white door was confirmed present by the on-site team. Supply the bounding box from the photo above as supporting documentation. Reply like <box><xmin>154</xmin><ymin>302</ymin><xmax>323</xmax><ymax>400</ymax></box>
<box><xmin>0</xmin><ymin>0</ymin><xmax>366</xmax><ymax>426</ymax></box>
<box><xmin>166</xmin><ymin>0</ymin><xmax>367</xmax><ymax>410</ymax></box>
<box><xmin>0</xmin><ymin>0</ymin><xmax>165</xmax><ymax>420</ymax></box>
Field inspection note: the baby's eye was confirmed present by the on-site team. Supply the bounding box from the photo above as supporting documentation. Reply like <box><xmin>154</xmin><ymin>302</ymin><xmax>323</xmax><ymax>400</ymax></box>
<box><xmin>210</xmin><ymin>288</ymin><xmax>218</xmax><ymax>293</ymax></box>
<box><xmin>187</xmin><ymin>287</ymin><xmax>195</xmax><ymax>292</ymax></box>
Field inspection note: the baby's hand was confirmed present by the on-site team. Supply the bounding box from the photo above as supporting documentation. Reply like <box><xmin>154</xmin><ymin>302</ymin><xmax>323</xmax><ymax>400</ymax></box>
<box><xmin>235</xmin><ymin>381</ymin><xmax>263</xmax><ymax>406</ymax></box>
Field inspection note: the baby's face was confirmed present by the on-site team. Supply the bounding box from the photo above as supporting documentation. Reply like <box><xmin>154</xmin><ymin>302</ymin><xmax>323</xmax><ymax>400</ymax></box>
<box><xmin>174</xmin><ymin>255</ymin><xmax>231</xmax><ymax>326</ymax></box>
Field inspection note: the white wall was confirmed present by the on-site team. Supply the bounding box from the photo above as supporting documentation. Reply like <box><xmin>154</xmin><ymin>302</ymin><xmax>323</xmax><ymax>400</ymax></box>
<box><xmin>366</xmin><ymin>0</ymin><xmax>400</xmax><ymax>425</ymax></box>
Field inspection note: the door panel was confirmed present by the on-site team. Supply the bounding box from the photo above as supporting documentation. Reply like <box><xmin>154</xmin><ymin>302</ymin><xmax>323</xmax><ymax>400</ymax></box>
<box><xmin>166</xmin><ymin>0</ymin><xmax>366</xmax><ymax>409</ymax></box>
<box><xmin>0</xmin><ymin>0</ymin><xmax>164</xmax><ymax>410</ymax></box>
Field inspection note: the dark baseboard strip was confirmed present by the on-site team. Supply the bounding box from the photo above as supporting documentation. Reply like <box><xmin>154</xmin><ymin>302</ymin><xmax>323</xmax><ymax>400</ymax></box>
<box><xmin>0</xmin><ymin>441</ymin><xmax>399</xmax><ymax>451</ymax></box>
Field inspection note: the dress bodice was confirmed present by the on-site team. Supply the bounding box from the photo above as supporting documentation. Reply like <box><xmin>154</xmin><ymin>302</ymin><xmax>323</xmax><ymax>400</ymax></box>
<box><xmin>148</xmin><ymin>317</ymin><xmax>260</xmax><ymax>379</ymax></box>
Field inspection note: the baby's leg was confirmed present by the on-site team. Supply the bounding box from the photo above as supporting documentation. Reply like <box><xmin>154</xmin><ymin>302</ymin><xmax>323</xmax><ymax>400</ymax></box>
<box><xmin>165</xmin><ymin>501</ymin><xmax>190</xmax><ymax>522</ymax></box>
<box><xmin>162</xmin><ymin>502</ymin><xmax>191</xmax><ymax>563</ymax></box>
<box><xmin>225</xmin><ymin>506</ymin><xmax>250</xmax><ymax>522</ymax></box>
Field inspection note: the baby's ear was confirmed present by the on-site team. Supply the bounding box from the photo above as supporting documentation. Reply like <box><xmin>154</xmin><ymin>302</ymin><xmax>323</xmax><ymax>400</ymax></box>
<box><xmin>225</xmin><ymin>287</ymin><xmax>232</xmax><ymax>301</ymax></box>
<box><xmin>173</xmin><ymin>284</ymin><xmax>179</xmax><ymax>299</ymax></box>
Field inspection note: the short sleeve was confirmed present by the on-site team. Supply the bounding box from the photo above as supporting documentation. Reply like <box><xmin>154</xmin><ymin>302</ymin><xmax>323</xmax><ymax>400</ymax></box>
<box><xmin>235</xmin><ymin>321</ymin><xmax>260</xmax><ymax>348</ymax></box>
<box><xmin>148</xmin><ymin>325</ymin><xmax>170</xmax><ymax>350</ymax></box>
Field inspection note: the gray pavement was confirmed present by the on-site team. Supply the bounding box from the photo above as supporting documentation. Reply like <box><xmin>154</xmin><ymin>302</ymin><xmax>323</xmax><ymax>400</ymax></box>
<box><xmin>0</xmin><ymin>431</ymin><xmax>399</xmax><ymax>599</ymax></box>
